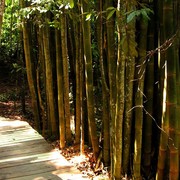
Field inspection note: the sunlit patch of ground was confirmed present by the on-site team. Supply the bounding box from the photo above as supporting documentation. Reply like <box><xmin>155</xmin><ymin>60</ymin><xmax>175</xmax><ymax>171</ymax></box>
<box><xmin>55</xmin><ymin>145</ymin><xmax>110</xmax><ymax>179</ymax></box>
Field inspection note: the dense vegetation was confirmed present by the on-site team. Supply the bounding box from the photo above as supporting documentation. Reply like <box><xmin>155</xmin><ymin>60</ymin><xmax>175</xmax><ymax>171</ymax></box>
<box><xmin>0</xmin><ymin>0</ymin><xmax>179</xmax><ymax>179</ymax></box>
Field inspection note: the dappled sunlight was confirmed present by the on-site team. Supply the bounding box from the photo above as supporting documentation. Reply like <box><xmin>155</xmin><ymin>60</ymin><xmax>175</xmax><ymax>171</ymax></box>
<box><xmin>0</xmin><ymin>135</ymin><xmax>43</xmax><ymax>146</ymax></box>
<box><xmin>0</xmin><ymin>153</ymin><xmax>37</xmax><ymax>164</ymax></box>
<box><xmin>134</xmin><ymin>140</ymin><xmax>137</xmax><ymax>161</ymax></box>
<box><xmin>70</xmin><ymin>154</ymin><xmax>87</xmax><ymax>164</ymax></box>
<box><xmin>0</xmin><ymin>142</ymin><xmax>21</xmax><ymax>148</ymax></box>
<box><xmin>0</xmin><ymin>117</ymin><xmax>28</xmax><ymax>128</ymax></box>
<box><xmin>52</xmin><ymin>169</ymin><xmax>88</xmax><ymax>180</ymax></box>
<box><xmin>31</xmin><ymin>150</ymin><xmax>71</xmax><ymax>168</ymax></box>
<box><xmin>33</xmin><ymin>177</ymin><xmax>50</xmax><ymax>180</ymax></box>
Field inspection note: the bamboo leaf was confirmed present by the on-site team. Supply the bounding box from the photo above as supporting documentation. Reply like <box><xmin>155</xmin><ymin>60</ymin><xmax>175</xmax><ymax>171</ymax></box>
<box><xmin>127</xmin><ymin>8</ymin><xmax>153</xmax><ymax>23</ymax></box>
<box><xmin>106</xmin><ymin>6</ymin><xmax>115</xmax><ymax>11</ymax></box>
<box><xmin>141</xmin><ymin>9</ymin><xmax>150</xmax><ymax>21</ymax></box>
<box><xmin>127</xmin><ymin>11</ymin><xmax>137</xmax><ymax>23</ymax></box>
<box><xmin>86</xmin><ymin>13</ymin><xmax>91</xmax><ymax>21</ymax></box>
<box><xmin>107</xmin><ymin>9</ymin><xmax>116</xmax><ymax>20</ymax></box>
<box><xmin>69</xmin><ymin>0</ymin><xmax>74</xmax><ymax>9</ymax></box>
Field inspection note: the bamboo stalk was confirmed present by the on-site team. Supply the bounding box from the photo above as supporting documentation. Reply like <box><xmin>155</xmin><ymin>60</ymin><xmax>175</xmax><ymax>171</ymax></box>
<box><xmin>122</xmin><ymin>0</ymin><xmax>137</xmax><ymax>175</ymax></box>
<box><xmin>81</xmin><ymin>0</ymin><xmax>99</xmax><ymax>160</ymax></box>
<box><xmin>20</xmin><ymin>0</ymin><xmax>41</xmax><ymax>132</ymax></box>
<box><xmin>60</xmin><ymin>12</ymin><xmax>72</xmax><ymax>144</ymax></box>
<box><xmin>133</xmin><ymin>12</ymin><xmax>148</xmax><ymax>180</ymax></box>
<box><xmin>96</xmin><ymin>0</ymin><xmax>110</xmax><ymax>167</ymax></box>
<box><xmin>56</xmin><ymin>28</ymin><xmax>65</xmax><ymax>149</ymax></box>
<box><xmin>142</xmin><ymin>4</ymin><xmax>155</xmax><ymax>177</ymax></box>
<box><xmin>113</xmin><ymin>1</ymin><xmax>125</xmax><ymax>178</ymax></box>
<box><xmin>105</xmin><ymin>0</ymin><xmax>117</xmax><ymax>174</ymax></box>
<box><xmin>163</xmin><ymin>1</ymin><xmax>179</xmax><ymax>179</ymax></box>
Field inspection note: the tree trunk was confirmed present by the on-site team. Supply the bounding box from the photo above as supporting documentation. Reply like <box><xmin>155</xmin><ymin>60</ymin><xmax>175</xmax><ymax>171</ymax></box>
<box><xmin>157</xmin><ymin>0</ymin><xmax>179</xmax><ymax>179</ymax></box>
<box><xmin>37</xmin><ymin>26</ymin><xmax>46</xmax><ymax>136</ymax></box>
<box><xmin>20</xmin><ymin>0</ymin><xmax>41</xmax><ymax>132</ymax></box>
<box><xmin>142</xmin><ymin>3</ymin><xmax>155</xmax><ymax>177</ymax></box>
<box><xmin>43</xmin><ymin>18</ymin><xmax>58</xmax><ymax>137</ymax></box>
<box><xmin>96</xmin><ymin>0</ymin><xmax>110</xmax><ymax>167</ymax></box>
<box><xmin>113</xmin><ymin>1</ymin><xmax>125</xmax><ymax>178</ymax></box>
<box><xmin>73</xmin><ymin>11</ymin><xmax>81</xmax><ymax>145</ymax></box>
<box><xmin>133</xmin><ymin>8</ymin><xmax>148</xmax><ymax>179</ymax></box>
<box><xmin>60</xmin><ymin>12</ymin><xmax>72</xmax><ymax>144</ymax></box>
<box><xmin>56</xmin><ymin>28</ymin><xmax>65</xmax><ymax>149</ymax></box>
<box><xmin>164</xmin><ymin>1</ymin><xmax>179</xmax><ymax>179</ymax></box>
<box><xmin>81</xmin><ymin>0</ymin><xmax>99</xmax><ymax>160</ymax></box>
<box><xmin>105</xmin><ymin>0</ymin><xmax>117</xmax><ymax>173</ymax></box>
<box><xmin>122</xmin><ymin>0</ymin><xmax>137</xmax><ymax>175</ymax></box>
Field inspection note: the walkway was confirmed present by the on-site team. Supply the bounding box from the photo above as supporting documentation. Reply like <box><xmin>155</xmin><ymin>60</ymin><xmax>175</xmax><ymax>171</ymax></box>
<box><xmin>0</xmin><ymin>117</ymin><xmax>89</xmax><ymax>180</ymax></box>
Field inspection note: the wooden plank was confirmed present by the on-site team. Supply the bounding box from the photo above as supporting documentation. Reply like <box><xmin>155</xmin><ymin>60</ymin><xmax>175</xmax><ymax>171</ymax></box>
<box><xmin>0</xmin><ymin>119</ymin><xmax>29</xmax><ymax>132</ymax></box>
<box><xmin>0</xmin><ymin>117</ymin><xmax>89</xmax><ymax>180</ymax></box>
<box><xmin>0</xmin><ymin>143</ymin><xmax>51</xmax><ymax>159</ymax></box>
<box><xmin>0</xmin><ymin>127</ymin><xmax>31</xmax><ymax>134</ymax></box>
<box><xmin>0</xmin><ymin>157</ymin><xmax>81</xmax><ymax>179</ymax></box>
<box><xmin>0</xmin><ymin>160</ymin><xmax>57</xmax><ymax>179</ymax></box>
<box><xmin>9</xmin><ymin>170</ymin><xmax>89</xmax><ymax>180</ymax></box>
<box><xmin>8</xmin><ymin>172</ymin><xmax>62</xmax><ymax>180</ymax></box>
<box><xmin>0</xmin><ymin>135</ymin><xmax>43</xmax><ymax>146</ymax></box>
<box><xmin>0</xmin><ymin>151</ymin><xmax>61</xmax><ymax>169</ymax></box>
<box><xmin>0</xmin><ymin>139</ymin><xmax>49</xmax><ymax>153</ymax></box>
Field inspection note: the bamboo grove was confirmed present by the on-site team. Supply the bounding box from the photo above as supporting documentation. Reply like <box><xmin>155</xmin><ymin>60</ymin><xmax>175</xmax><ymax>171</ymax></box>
<box><xmin>0</xmin><ymin>0</ymin><xmax>180</xmax><ymax>179</ymax></box>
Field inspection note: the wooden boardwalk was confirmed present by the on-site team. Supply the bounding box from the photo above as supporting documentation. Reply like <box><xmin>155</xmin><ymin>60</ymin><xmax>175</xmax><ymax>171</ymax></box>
<box><xmin>0</xmin><ymin>116</ymin><xmax>89</xmax><ymax>180</ymax></box>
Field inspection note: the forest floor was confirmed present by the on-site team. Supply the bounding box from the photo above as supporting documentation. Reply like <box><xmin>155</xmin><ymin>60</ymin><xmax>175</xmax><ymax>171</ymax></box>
<box><xmin>0</xmin><ymin>74</ymin><xmax>109</xmax><ymax>180</ymax></box>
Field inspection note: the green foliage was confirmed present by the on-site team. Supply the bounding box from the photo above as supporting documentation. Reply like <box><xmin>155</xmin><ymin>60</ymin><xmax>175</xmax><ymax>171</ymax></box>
<box><xmin>106</xmin><ymin>7</ymin><xmax>116</xmax><ymax>20</ymax></box>
<box><xmin>67</xmin><ymin>0</ymin><xmax>74</xmax><ymax>9</ymax></box>
<box><xmin>11</xmin><ymin>63</ymin><xmax>26</xmax><ymax>73</ymax></box>
<box><xmin>126</xmin><ymin>7</ymin><xmax>153</xmax><ymax>23</ymax></box>
<box><xmin>1</xmin><ymin>1</ymin><xmax>20</xmax><ymax>56</ymax></box>
<box><xmin>19</xmin><ymin>0</ymin><xmax>75</xmax><ymax>28</ymax></box>
<box><xmin>106</xmin><ymin>5</ymin><xmax>153</xmax><ymax>23</ymax></box>
<box><xmin>0</xmin><ymin>0</ymin><xmax>20</xmax><ymax>73</ymax></box>
<box><xmin>0</xmin><ymin>91</ymin><xmax>20</xmax><ymax>102</ymax></box>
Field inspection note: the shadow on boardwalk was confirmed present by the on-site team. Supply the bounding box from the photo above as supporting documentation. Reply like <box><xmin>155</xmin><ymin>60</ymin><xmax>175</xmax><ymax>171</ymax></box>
<box><xmin>0</xmin><ymin>117</ymin><xmax>89</xmax><ymax>180</ymax></box>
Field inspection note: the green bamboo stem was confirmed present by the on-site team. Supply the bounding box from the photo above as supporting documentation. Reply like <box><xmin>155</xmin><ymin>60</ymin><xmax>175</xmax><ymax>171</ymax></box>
<box><xmin>163</xmin><ymin>1</ymin><xmax>178</xmax><ymax>179</ymax></box>
<box><xmin>156</xmin><ymin>0</ymin><xmax>168</xmax><ymax>178</ymax></box>
<box><xmin>133</xmin><ymin>15</ymin><xmax>148</xmax><ymax>180</ymax></box>
<box><xmin>81</xmin><ymin>0</ymin><xmax>99</xmax><ymax>160</ymax></box>
<box><xmin>122</xmin><ymin>1</ymin><xmax>137</xmax><ymax>175</ymax></box>
<box><xmin>142</xmin><ymin>6</ymin><xmax>155</xmax><ymax>177</ymax></box>
<box><xmin>156</xmin><ymin>63</ymin><xmax>169</xmax><ymax>180</ymax></box>
<box><xmin>74</xmin><ymin>21</ymin><xmax>81</xmax><ymax>145</ymax></box>
<box><xmin>20</xmin><ymin>0</ymin><xmax>41</xmax><ymax>132</ymax></box>
<box><xmin>96</xmin><ymin>0</ymin><xmax>110</xmax><ymax>166</ymax></box>
<box><xmin>177</xmin><ymin>38</ymin><xmax>180</xmax><ymax>166</ymax></box>
<box><xmin>105</xmin><ymin>0</ymin><xmax>117</xmax><ymax>174</ymax></box>
<box><xmin>157</xmin><ymin>1</ymin><xmax>179</xmax><ymax>179</ymax></box>
<box><xmin>113</xmin><ymin>1</ymin><xmax>125</xmax><ymax>178</ymax></box>
<box><xmin>79</xmin><ymin>21</ymin><xmax>84</xmax><ymax>155</ymax></box>
<box><xmin>36</xmin><ymin>27</ymin><xmax>46</xmax><ymax>136</ymax></box>
<box><xmin>55</xmin><ymin>28</ymin><xmax>65</xmax><ymax>149</ymax></box>
<box><xmin>43</xmin><ymin>18</ymin><xmax>58</xmax><ymax>137</ymax></box>
<box><xmin>60</xmin><ymin>12</ymin><xmax>72</xmax><ymax>144</ymax></box>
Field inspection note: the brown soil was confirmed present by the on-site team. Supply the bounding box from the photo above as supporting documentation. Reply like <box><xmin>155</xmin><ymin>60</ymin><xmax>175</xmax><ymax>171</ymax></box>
<box><xmin>0</xmin><ymin>74</ymin><xmax>32</xmax><ymax>122</ymax></box>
